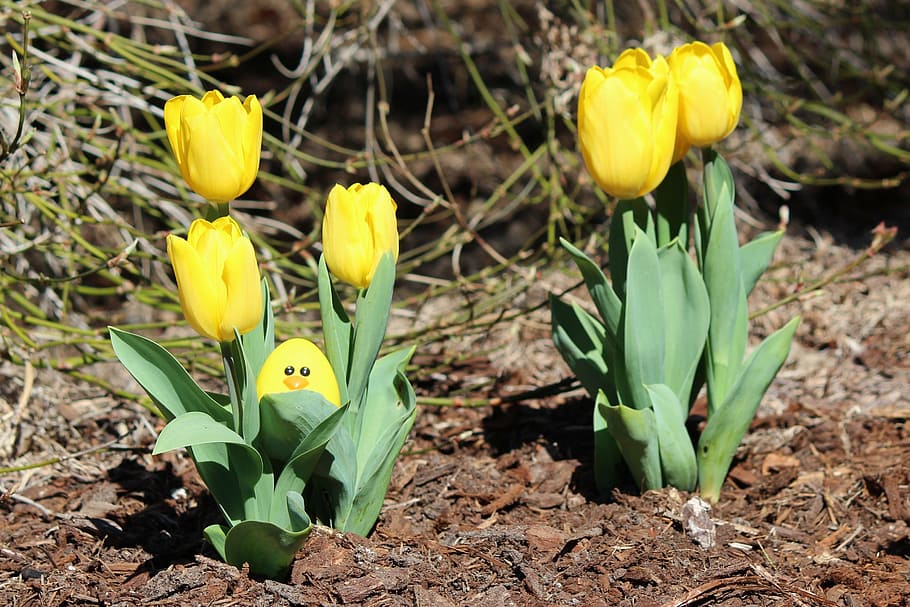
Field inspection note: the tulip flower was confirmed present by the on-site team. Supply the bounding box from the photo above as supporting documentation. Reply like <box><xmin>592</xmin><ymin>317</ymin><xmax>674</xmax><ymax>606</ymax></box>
<box><xmin>166</xmin><ymin>216</ymin><xmax>262</xmax><ymax>342</ymax></box>
<box><xmin>164</xmin><ymin>90</ymin><xmax>263</xmax><ymax>203</ymax></box>
<box><xmin>577</xmin><ymin>48</ymin><xmax>679</xmax><ymax>199</ymax></box>
<box><xmin>322</xmin><ymin>182</ymin><xmax>399</xmax><ymax>289</ymax></box>
<box><xmin>668</xmin><ymin>42</ymin><xmax>742</xmax><ymax>158</ymax></box>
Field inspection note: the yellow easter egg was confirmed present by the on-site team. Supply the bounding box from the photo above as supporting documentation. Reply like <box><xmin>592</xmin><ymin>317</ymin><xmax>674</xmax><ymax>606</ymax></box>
<box><xmin>255</xmin><ymin>338</ymin><xmax>341</xmax><ymax>406</ymax></box>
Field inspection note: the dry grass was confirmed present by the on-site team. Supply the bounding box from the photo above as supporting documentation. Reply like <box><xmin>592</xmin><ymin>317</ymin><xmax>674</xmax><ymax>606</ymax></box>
<box><xmin>0</xmin><ymin>0</ymin><xmax>906</xmax><ymax>410</ymax></box>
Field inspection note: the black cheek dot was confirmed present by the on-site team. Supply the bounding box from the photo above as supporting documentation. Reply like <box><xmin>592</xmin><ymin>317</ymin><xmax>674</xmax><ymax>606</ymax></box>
<box><xmin>300</xmin><ymin>367</ymin><xmax>311</xmax><ymax>377</ymax></box>
<box><xmin>284</xmin><ymin>366</ymin><xmax>295</xmax><ymax>376</ymax></box>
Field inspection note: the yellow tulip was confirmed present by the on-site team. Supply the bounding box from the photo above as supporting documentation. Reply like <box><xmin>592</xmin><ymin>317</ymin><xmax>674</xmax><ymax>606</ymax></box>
<box><xmin>164</xmin><ymin>91</ymin><xmax>263</xmax><ymax>203</ymax></box>
<box><xmin>322</xmin><ymin>183</ymin><xmax>399</xmax><ymax>289</ymax></box>
<box><xmin>166</xmin><ymin>216</ymin><xmax>262</xmax><ymax>342</ymax></box>
<box><xmin>668</xmin><ymin>41</ymin><xmax>742</xmax><ymax>156</ymax></box>
<box><xmin>577</xmin><ymin>48</ymin><xmax>679</xmax><ymax>199</ymax></box>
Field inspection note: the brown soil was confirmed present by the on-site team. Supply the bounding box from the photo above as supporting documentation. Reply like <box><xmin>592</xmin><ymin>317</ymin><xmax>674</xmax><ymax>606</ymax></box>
<box><xmin>1</xmin><ymin>231</ymin><xmax>909</xmax><ymax>607</ymax></box>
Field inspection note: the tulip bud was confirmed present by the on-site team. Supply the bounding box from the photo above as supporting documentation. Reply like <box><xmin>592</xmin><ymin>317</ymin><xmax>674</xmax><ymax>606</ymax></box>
<box><xmin>577</xmin><ymin>49</ymin><xmax>679</xmax><ymax>199</ymax></box>
<box><xmin>322</xmin><ymin>183</ymin><xmax>399</xmax><ymax>289</ymax></box>
<box><xmin>166</xmin><ymin>216</ymin><xmax>262</xmax><ymax>342</ymax></box>
<box><xmin>164</xmin><ymin>91</ymin><xmax>263</xmax><ymax>203</ymax></box>
<box><xmin>668</xmin><ymin>41</ymin><xmax>742</xmax><ymax>156</ymax></box>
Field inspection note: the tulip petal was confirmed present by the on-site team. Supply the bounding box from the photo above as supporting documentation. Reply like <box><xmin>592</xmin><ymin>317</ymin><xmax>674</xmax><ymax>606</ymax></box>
<box><xmin>194</xmin><ymin>224</ymin><xmax>229</xmax><ymax>273</ymax></box>
<box><xmin>669</xmin><ymin>42</ymin><xmax>742</xmax><ymax>148</ymax></box>
<box><xmin>364</xmin><ymin>183</ymin><xmax>399</xmax><ymax>282</ymax></box>
<box><xmin>578</xmin><ymin>67</ymin><xmax>654</xmax><ymax>199</ymax></box>
<box><xmin>614</xmin><ymin>48</ymin><xmax>652</xmax><ymax>70</ymax></box>
<box><xmin>643</xmin><ymin>60</ymin><xmax>678</xmax><ymax>195</ymax></box>
<box><xmin>167</xmin><ymin>233</ymin><xmax>224</xmax><ymax>341</ymax></box>
<box><xmin>323</xmin><ymin>185</ymin><xmax>374</xmax><ymax>288</ymax></box>
<box><xmin>181</xmin><ymin>111</ymin><xmax>244</xmax><ymax>202</ymax></box>
<box><xmin>241</xmin><ymin>95</ymin><xmax>263</xmax><ymax>192</ymax></box>
<box><xmin>220</xmin><ymin>236</ymin><xmax>263</xmax><ymax>340</ymax></box>
<box><xmin>164</xmin><ymin>95</ymin><xmax>192</xmax><ymax>166</ymax></box>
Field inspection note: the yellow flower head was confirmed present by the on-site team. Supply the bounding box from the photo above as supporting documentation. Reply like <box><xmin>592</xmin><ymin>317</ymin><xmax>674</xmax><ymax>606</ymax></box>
<box><xmin>577</xmin><ymin>48</ymin><xmax>679</xmax><ymax>199</ymax></box>
<box><xmin>322</xmin><ymin>183</ymin><xmax>399</xmax><ymax>289</ymax></box>
<box><xmin>164</xmin><ymin>91</ymin><xmax>263</xmax><ymax>203</ymax></box>
<box><xmin>166</xmin><ymin>216</ymin><xmax>262</xmax><ymax>342</ymax></box>
<box><xmin>668</xmin><ymin>41</ymin><xmax>742</xmax><ymax>158</ymax></box>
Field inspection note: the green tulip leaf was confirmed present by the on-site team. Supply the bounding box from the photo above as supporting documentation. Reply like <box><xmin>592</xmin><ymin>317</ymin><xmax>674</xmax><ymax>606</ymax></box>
<box><xmin>740</xmin><ymin>230</ymin><xmax>784</xmax><ymax>296</ymax></box>
<box><xmin>698</xmin><ymin>316</ymin><xmax>799</xmax><ymax>502</ymax></box>
<box><xmin>347</xmin><ymin>413</ymin><xmax>416</xmax><ymax>536</ymax></box>
<box><xmin>222</xmin><ymin>512</ymin><xmax>313</xmax><ymax>579</ymax></box>
<box><xmin>700</xmin><ymin>149</ymin><xmax>735</xmax><ymax>228</ymax></box>
<box><xmin>344</xmin><ymin>347</ymin><xmax>417</xmax><ymax>535</ymax></box>
<box><xmin>646</xmin><ymin>384</ymin><xmax>697</xmax><ymax>491</ymax></box>
<box><xmin>189</xmin><ymin>440</ymin><xmax>270</xmax><ymax>525</ymax></box>
<box><xmin>239</xmin><ymin>279</ymin><xmax>275</xmax><ymax>384</ymax></box>
<box><xmin>204</xmin><ymin>524</ymin><xmax>228</xmax><ymax>560</ymax></box>
<box><xmin>348</xmin><ymin>253</ymin><xmax>396</xmax><ymax>416</ymax></box>
<box><xmin>259</xmin><ymin>389</ymin><xmax>344</xmax><ymax>463</ymax></box>
<box><xmin>653</xmin><ymin>161</ymin><xmax>689</xmax><ymax>248</ymax></box>
<box><xmin>206</xmin><ymin>391</ymin><xmax>232</xmax><ymax>409</ymax></box>
<box><xmin>608</xmin><ymin>198</ymin><xmax>654</xmax><ymax>298</ymax></box>
<box><xmin>318</xmin><ymin>255</ymin><xmax>353</xmax><ymax>405</ymax></box>
<box><xmin>598</xmin><ymin>398</ymin><xmax>662</xmax><ymax>491</ymax></box>
<box><xmin>559</xmin><ymin>238</ymin><xmax>621</xmax><ymax>340</ymax></box>
<box><xmin>593</xmin><ymin>390</ymin><xmax>626</xmax><ymax>494</ymax></box>
<box><xmin>300</xmin><ymin>349</ymin><xmax>414</xmax><ymax>534</ymax></box>
<box><xmin>270</xmin><ymin>401</ymin><xmax>349</xmax><ymax>528</ymax></box>
<box><xmin>352</xmin><ymin>346</ymin><xmax>416</xmax><ymax>453</ymax></box>
<box><xmin>227</xmin><ymin>330</ymin><xmax>261</xmax><ymax>445</ymax></box>
<box><xmin>549</xmin><ymin>295</ymin><xmax>612</xmax><ymax>400</ymax></box>
<box><xmin>698</xmin><ymin>171</ymin><xmax>749</xmax><ymax>412</ymax></box>
<box><xmin>285</xmin><ymin>400</ymin><xmax>350</xmax><ymax>464</ymax></box>
<box><xmin>152</xmin><ymin>411</ymin><xmax>246</xmax><ymax>455</ymax></box>
<box><xmin>286</xmin><ymin>491</ymin><xmax>311</xmax><ymax>530</ymax></box>
<box><xmin>108</xmin><ymin>327</ymin><xmax>231</xmax><ymax>425</ymax></box>
<box><xmin>656</xmin><ymin>240</ymin><xmax>710</xmax><ymax>411</ymax></box>
<box><xmin>622</xmin><ymin>227</ymin><xmax>665</xmax><ymax>411</ymax></box>
<box><xmin>305</xmin><ymin>426</ymin><xmax>358</xmax><ymax>531</ymax></box>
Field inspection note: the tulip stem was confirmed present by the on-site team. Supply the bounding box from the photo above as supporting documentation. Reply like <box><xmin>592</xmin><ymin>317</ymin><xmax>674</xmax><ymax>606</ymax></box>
<box><xmin>221</xmin><ymin>341</ymin><xmax>243</xmax><ymax>436</ymax></box>
<box><xmin>206</xmin><ymin>201</ymin><xmax>231</xmax><ymax>221</ymax></box>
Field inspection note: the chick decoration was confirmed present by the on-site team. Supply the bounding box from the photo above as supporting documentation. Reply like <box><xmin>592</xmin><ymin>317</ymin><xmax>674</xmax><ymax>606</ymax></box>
<box><xmin>256</xmin><ymin>339</ymin><xmax>343</xmax><ymax>462</ymax></box>
<box><xmin>256</xmin><ymin>338</ymin><xmax>341</xmax><ymax>406</ymax></box>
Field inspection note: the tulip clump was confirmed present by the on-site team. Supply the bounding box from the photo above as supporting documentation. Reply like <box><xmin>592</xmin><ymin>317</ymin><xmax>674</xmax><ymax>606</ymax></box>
<box><xmin>110</xmin><ymin>89</ymin><xmax>416</xmax><ymax>580</ymax></box>
<box><xmin>552</xmin><ymin>41</ymin><xmax>798</xmax><ymax>502</ymax></box>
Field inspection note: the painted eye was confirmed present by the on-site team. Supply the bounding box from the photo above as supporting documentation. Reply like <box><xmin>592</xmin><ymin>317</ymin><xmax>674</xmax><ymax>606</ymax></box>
<box><xmin>284</xmin><ymin>366</ymin><xmax>295</xmax><ymax>376</ymax></box>
<box><xmin>300</xmin><ymin>367</ymin><xmax>311</xmax><ymax>377</ymax></box>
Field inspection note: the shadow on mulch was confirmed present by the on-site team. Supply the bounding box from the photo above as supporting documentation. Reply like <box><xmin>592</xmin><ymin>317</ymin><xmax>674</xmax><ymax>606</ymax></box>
<box><xmin>103</xmin><ymin>458</ymin><xmax>220</xmax><ymax>574</ymax></box>
<box><xmin>480</xmin><ymin>396</ymin><xmax>647</xmax><ymax>501</ymax></box>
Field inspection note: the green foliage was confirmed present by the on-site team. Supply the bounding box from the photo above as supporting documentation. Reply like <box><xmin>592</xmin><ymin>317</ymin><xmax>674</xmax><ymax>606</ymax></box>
<box><xmin>551</xmin><ymin>151</ymin><xmax>798</xmax><ymax>500</ymax></box>
<box><xmin>110</xmin><ymin>265</ymin><xmax>416</xmax><ymax>578</ymax></box>
<box><xmin>110</xmin><ymin>287</ymin><xmax>325</xmax><ymax>577</ymax></box>
<box><xmin>308</xmin><ymin>255</ymin><xmax>418</xmax><ymax>536</ymax></box>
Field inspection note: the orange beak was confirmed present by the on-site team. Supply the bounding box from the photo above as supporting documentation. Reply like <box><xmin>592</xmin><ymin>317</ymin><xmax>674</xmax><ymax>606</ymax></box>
<box><xmin>283</xmin><ymin>376</ymin><xmax>309</xmax><ymax>391</ymax></box>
